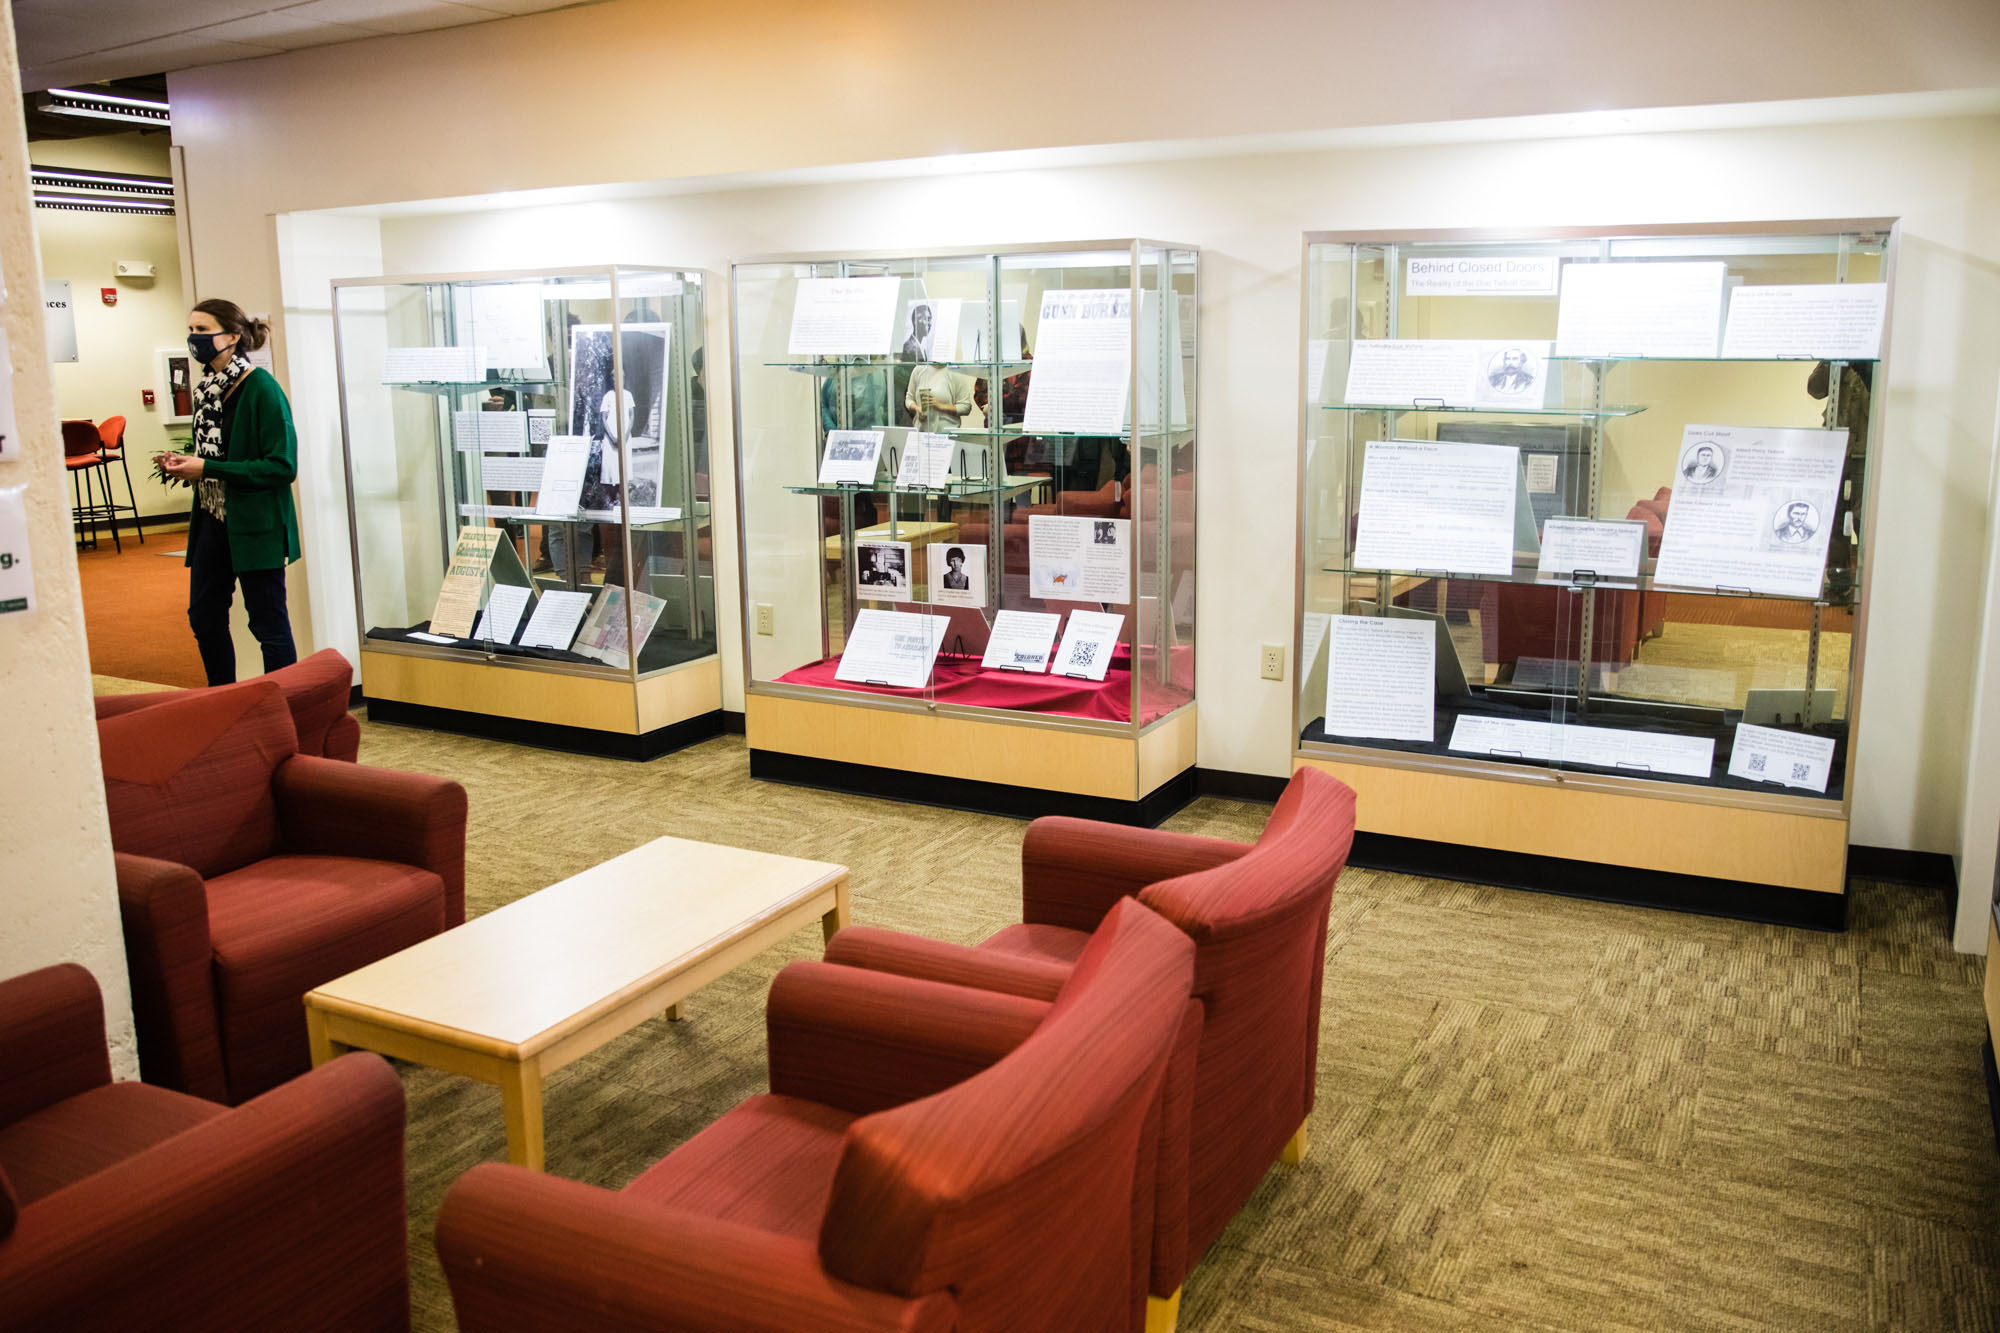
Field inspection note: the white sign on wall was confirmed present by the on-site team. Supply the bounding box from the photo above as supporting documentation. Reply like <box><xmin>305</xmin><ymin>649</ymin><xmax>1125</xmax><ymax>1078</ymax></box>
<box><xmin>1406</xmin><ymin>255</ymin><xmax>1559</xmax><ymax>297</ymax></box>
<box><xmin>43</xmin><ymin>280</ymin><xmax>76</xmax><ymax>363</ymax></box>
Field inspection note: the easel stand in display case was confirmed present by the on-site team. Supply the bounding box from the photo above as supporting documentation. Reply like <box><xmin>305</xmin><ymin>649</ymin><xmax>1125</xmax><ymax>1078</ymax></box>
<box><xmin>1293</xmin><ymin>221</ymin><xmax>1894</xmax><ymax>927</ymax></box>
<box><xmin>333</xmin><ymin>265</ymin><xmax>723</xmax><ymax>760</ymax></box>
<box><xmin>732</xmin><ymin>241</ymin><xmax>1200</xmax><ymax>824</ymax></box>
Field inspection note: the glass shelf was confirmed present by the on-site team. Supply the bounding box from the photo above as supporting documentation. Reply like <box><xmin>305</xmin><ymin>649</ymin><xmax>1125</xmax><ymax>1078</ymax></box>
<box><xmin>1322</xmin><ymin>401</ymin><xmax>1647</xmax><ymax>418</ymax></box>
<box><xmin>782</xmin><ymin>476</ymin><xmax>1049</xmax><ymax>499</ymax></box>
<box><xmin>945</xmin><ymin>424</ymin><xmax>1197</xmax><ymax>442</ymax></box>
<box><xmin>1544</xmin><ymin>353</ymin><xmax>1879</xmax><ymax>365</ymax></box>
<box><xmin>1323</xmin><ymin>562</ymin><xmax>1855</xmax><ymax>606</ymax></box>
<box><xmin>385</xmin><ymin>379</ymin><xmax>561</xmax><ymax>393</ymax></box>
<box><xmin>768</xmin><ymin>358</ymin><xmax>1034</xmax><ymax>376</ymax></box>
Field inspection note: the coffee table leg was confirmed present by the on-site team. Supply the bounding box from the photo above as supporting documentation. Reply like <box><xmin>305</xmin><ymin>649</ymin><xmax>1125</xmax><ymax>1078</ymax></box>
<box><xmin>500</xmin><ymin>1059</ymin><xmax>546</xmax><ymax>1172</ymax></box>
<box><xmin>305</xmin><ymin>1006</ymin><xmax>347</xmax><ymax>1067</ymax></box>
<box><xmin>665</xmin><ymin>1003</ymin><xmax>683</xmax><ymax>1022</ymax></box>
<box><xmin>822</xmin><ymin>878</ymin><xmax>851</xmax><ymax>945</ymax></box>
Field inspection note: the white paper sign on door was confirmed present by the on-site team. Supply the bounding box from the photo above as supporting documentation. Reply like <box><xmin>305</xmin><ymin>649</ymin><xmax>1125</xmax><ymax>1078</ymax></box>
<box><xmin>0</xmin><ymin>485</ymin><xmax>34</xmax><ymax>615</ymax></box>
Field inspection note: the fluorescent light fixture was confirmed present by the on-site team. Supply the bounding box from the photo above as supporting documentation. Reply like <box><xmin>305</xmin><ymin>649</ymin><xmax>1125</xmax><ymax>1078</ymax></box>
<box><xmin>33</xmin><ymin>193</ymin><xmax>175</xmax><ymax>214</ymax></box>
<box><xmin>41</xmin><ymin>87</ymin><xmax>171</xmax><ymax>126</ymax></box>
<box><xmin>46</xmin><ymin>87</ymin><xmax>170</xmax><ymax>111</ymax></box>
<box><xmin>31</xmin><ymin>168</ymin><xmax>173</xmax><ymax>191</ymax></box>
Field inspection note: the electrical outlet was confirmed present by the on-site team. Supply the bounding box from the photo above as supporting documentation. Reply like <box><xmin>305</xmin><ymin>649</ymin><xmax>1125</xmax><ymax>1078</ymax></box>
<box><xmin>1260</xmin><ymin>643</ymin><xmax>1285</xmax><ymax>681</ymax></box>
<box><xmin>755</xmin><ymin>602</ymin><xmax>775</xmax><ymax>636</ymax></box>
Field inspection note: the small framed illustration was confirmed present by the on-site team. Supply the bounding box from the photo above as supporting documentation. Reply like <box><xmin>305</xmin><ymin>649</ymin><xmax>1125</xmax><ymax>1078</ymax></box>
<box><xmin>157</xmin><ymin>347</ymin><xmax>195</xmax><ymax>425</ymax></box>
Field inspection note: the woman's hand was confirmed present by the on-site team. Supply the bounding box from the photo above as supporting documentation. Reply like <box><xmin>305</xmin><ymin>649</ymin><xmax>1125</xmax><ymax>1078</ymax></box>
<box><xmin>159</xmin><ymin>454</ymin><xmax>205</xmax><ymax>480</ymax></box>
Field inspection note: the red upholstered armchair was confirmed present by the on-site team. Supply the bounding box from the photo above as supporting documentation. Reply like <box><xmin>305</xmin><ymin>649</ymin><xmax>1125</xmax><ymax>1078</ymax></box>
<box><xmin>0</xmin><ymin>964</ymin><xmax>409</xmax><ymax>1331</ymax></box>
<box><xmin>101</xmin><ymin>679</ymin><xmax>467</xmax><ymax>1105</ymax></box>
<box><xmin>825</xmin><ymin>767</ymin><xmax>1357</xmax><ymax>1319</ymax></box>
<box><xmin>437</xmin><ymin>898</ymin><xmax>1196</xmax><ymax>1333</ymax></box>
<box><xmin>93</xmin><ymin>648</ymin><xmax>363</xmax><ymax>762</ymax></box>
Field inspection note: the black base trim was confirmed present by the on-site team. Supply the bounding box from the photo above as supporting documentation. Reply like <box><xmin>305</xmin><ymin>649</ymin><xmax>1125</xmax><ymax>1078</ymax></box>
<box><xmin>749</xmin><ymin>749</ymin><xmax>1196</xmax><ymax>827</ymax></box>
<box><xmin>1347</xmin><ymin>830</ymin><xmax>1849</xmax><ymax>931</ymax></box>
<box><xmin>1985</xmin><ymin>1038</ymin><xmax>2000</xmax><ymax>1154</ymax></box>
<box><xmin>1195</xmin><ymin>768</ymin><xmax>1288</xmax><ymax>803</ymax></box>
<box><xmin>1848</xmin><ymin>844</ymin><xmax>1956</xmax><ymax>890</ymax></box>
<box><xmin>722</xmin><ymin>709</ymin><xmax>747</xmax><ymax>735</ymax></box>
<box><xmin>364</xmin><ymin>697</ymin><xmax>725</xmax><ymax>761</ymax></box>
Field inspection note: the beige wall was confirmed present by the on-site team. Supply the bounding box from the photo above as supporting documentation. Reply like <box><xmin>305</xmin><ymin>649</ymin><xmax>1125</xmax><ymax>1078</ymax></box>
<box><xmin>0</xmin><ymin>1</ymin><xmax>136</xmax><ymax>1074</ymax></box>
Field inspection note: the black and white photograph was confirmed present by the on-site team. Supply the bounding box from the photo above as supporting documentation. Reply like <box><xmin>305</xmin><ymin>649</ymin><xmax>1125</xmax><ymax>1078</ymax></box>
<box><xmin>856</xmin><ymin>540</ymin><xmax>913</xmax><ymax>602</ymax></box>
<box><xmin>902</xmin><ymin>301</ymin><xmax>935</xmax><ymax>360</ymax></box>
<box><xmin>569</xmin><ymin>323</ymin><xmax>670</xmax><ymax>508</ymax></box>
<box><xmin>1771</xmin><ymin>499</ymin><xmax>1820</xmax><ymax>545</ymax></box>
<box><xmin>1678</xmin><ymin>439</ymin><xmax>1727</xmax><ymax>486</ymax></box>
<box><xmin>1484</xmin><ymin>346</ymin><xmax>1539</xmax><ymax>394</ymax></box>
<box><xmin>1093</xmin><ymin>520</ymin><xmax>1119</xmax><ymax>546</ymax></box>
<box><xmin>827</xmin><ymin>435</ymin><xmax>877</xmax><ymax>462</ymax></box>
<box><xmin>930</xmin><ymin>543</ymin><xmax>988</xmax><ymax>608</ymax></box>
<box><xmin>817</xmin><ymin>428</ymin><xmax>886</xmax><ymax>485</ymax></box>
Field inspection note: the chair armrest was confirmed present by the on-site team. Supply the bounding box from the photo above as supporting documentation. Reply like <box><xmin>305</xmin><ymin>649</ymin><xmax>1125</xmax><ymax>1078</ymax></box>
<box><xmin>115</xmin><ymin>853</ymin><xmax>227</xmax><ymax>1102</ymax></box>
<box><xmin>824</xmin><ymin>927</ymin><xmax>1070</xmax><ymax>1001</ymax></box>
<box><xmin>324</xmin><ymin>712</ymin><xmax>362</xmax><ymax>763</ymax></box>
<box><xmin>0</xmin><ymin>1053</ymin><xmax>408</xmax><ymax>1331</ymax></box>
<box><xmin>1019</xmin><ymin>817</ymin><xmax>1250</xmax><ymax>932</ymax></box>
<box><xmin>438</xmin><ymin>1165</ymin><xmax>953</xmax><ymax>1333</ymax></box>
<box><xmin>765</xmin><ymin>961</ymin><xmax>1048</xmax><ymax>1116</ymax></box>
<box><xmin>92</xmin><ymin>690</ymin><xmax>189</xmax><ymax>720</ymax></box>
<box><xmin>273</xmin><ymin>754</ymin><xmax>469</xmax><ymax>926</ymax></box>
<box><xmin>0</xmin><ymin>964</ymin><xmax>111</xmax><ymax>1128</ymax></box>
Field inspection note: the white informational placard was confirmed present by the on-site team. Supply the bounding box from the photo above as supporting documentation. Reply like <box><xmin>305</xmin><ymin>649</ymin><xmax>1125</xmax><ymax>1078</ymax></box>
<box><xmin>453</xmin><ymin>410</ymin><xmax>528</xmax><ymax>453</ymax></box>
<box><xmin>856</xmin><ymin>539</ymin><xmax>913</xmax><ymax>602</ymax></box>
<box><xmin>834</xmin><ymin>609</ymin><xmax>952</xmax><ymax>688</ymax></box>
<box><xmin>899</xmin><ymin>297</ymin><xmax>961</xmax><ymax>361</ymax></box>
<box><xmin>788</xmin><ymin>277</ymin><xmax>904</xmax><ymax>356</ymax></box>
<box><xmin>0</xmin><ymin>485</ymin><xmax>33</xmax><ymax>615</ymax></box>
<box><xmin>1353</xmin><ymin>440</ymin><xmax>1520</xmax><ymax>576</ymax></box>
<box><xmin>1554</xmin><ymin>261</ymin><xmax>1728</xmax><ymax>359</ymax></box>
<box><xmin>407</xmin><ymin>631</ymin><xmax>458</xmax><ymax>644</ymax></box>
<box><xmin>1028</xmin><ymin>514</ymin><xmax>1132</xmax><ymax>603</ymax></box>
<box><xmin>1299</xmin><ymin>609</ymin><xmax>1331</xmax><ymax>701</ymax></box>
<box><xmin>1652</xmin><ymin>424</ymin><xmax>1846</xmax><ymax>597</ymax></box>
<box><xmin>981</xmin><ymin>610</ymin><xmax>1061</xmax><ymax>672</ymax></box>
<box><xmin>42</xmin><ymin>280</ymin><xmax>76</xmax><ymax>363</ymax></box>
<box><xmin>894</xmin><ymin>432</ymin><xmax>955</xmax><ymax>489</ymax></box>
<box><xmin>383</xmin><ymin>346</ymin><xmax>486</xmax><ymax>383</ymax></box>
<box><xmin>818</xmin><ymin>429</ymin><xmax>885</xmax><ymax>486</ymax></box>
<box><xmin>0</xmin><ymin>329</ymin><xmax>16</xmax><ymax>461</ymax></box>
<box><xmin>1052</xmin><ymin>610</ymin><xmax>1125</xmax><ymax>681</ymax></box>
<box><xmin>1447</xmin><ymin>715</ymin><xmax>1715</xmax><ymax>777</ymax></box>
<box><xmin>1305</xmin><ymin>339</ymin><xmax>1331</xmax><ymax>406</ymax></box>
<box><xmin>1343</xmin><ymin>339</ymin><xmax>1550</xmax><ymax>410</ymax></box>
<box><xmin>1727</xmin><ymin>723</ymin><xmax>1836</xmax><ymax>792</ymax></box>
<box><xmin>1023</xmin><ymin>289</ymin><xmax>1132</xmax><ymax>434</ymax></box>
<box><xmin>462</xmin><ymin>282</ymin><xmax>546</xmax><ymax>372</ymax></box>
<box><xmin>476</xmin><ymin>455</ymin><xmax>544</xmax><ymax>492</ymax></box>
<box><xmin>518</xmin><ymin>588</ymin><xmax>594</xmax><ymax>651</ymax></box>
<box><xmin>573</xmin><ymin>586</ymin><xmax>668</xmax><ymax>670</ymax></box>
<box><xmin>459</xmin><ymin>503</ymin><xmax>536</xmax><ymax>520</ymax></box>
<box><xmin>1406</xmin><ymin>253</ymin><xmax>1559</xmax><ymax>297</ymax></box>
<box><xmin>533</xmin><ymin>435</ymin><xmax>591</xmax><ymax>518</ymax></box>
<box><xmin>931</xmin><ymin>542</ymin><xmax>986</xmax><ymax>607</ymax></box>
<box><xmin>481</xmin><ymin>584</ymin><xmax>532</xmax><ymax>646</ymax></box>
<box><xmin>1720</xmin><ymin>283</ymin><xmax>1887</xmax><ymax>361</ymax></box>
<box><xmin>429</xmin><ymin>526</ymin><xmax>502</xmax><ymax>639</ymax></box>
<box><xmin>1324</xmin><ymin>614</ymin><xmax>1433</xmax><ymax>742</ymax></box>
<box><xmin>1524</xmin><ymin>453</ymin><xmax>1560</xmax><ymax>494</ymax></box>
<box><xmin>1536</xmin><ymin>518</ymin><xmax>1647</xmax><ymax>579</ymax></box>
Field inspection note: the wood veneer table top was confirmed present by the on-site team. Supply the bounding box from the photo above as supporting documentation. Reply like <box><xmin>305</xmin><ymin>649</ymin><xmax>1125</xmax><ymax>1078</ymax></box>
<box><xmin>306</xmin><ymin>836</ymin><xmax>846</xmax><ymax>1058</ymax></box>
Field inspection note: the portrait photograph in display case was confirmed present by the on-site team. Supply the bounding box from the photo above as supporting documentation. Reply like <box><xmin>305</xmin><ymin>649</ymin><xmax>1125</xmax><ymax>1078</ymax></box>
<box><xmin>570</xmin><ymin>323</ymin><xmax>670</xmax><ymax>506</ymax></box>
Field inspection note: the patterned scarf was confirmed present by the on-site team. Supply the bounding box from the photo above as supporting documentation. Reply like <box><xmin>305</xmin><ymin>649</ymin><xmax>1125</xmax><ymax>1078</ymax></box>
<box><xmin>191</xmin><ymin>352</ymin><xmax>251</xmax><ymax>520</ymax></box>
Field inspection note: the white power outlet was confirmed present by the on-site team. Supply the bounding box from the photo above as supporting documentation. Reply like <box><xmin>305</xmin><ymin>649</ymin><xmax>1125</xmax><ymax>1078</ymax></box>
<box><xmin>1260</xmin><ymin>643</ymin><xmax>1285</xmax><ymax>681</ymax></box>
<box><xmin>755</xmin><ymin>603</ymin><xmax>775</xmax><ymax>636</ymax></box>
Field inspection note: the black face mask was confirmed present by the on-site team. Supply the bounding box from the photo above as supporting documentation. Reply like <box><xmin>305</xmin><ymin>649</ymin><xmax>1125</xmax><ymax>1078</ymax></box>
<box><xmin>187</xmin><ymin>331</ymin><xmax>228</xmax><ymax>363</ymax></box>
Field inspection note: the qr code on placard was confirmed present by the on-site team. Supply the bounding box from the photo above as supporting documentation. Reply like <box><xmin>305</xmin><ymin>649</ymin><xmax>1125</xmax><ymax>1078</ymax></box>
<box><xmin>1069</xmin><ymin>641</ymin><xmax>1100</xmax><ymax>669</ymax></box>
<box><xmin>1790</xmin><ymin>761</ymin><xmax>1809</xmax><ymax>781</ymax></box>
<box><xmin>1747</xmin><ymin>753</ymin><xmax>1766</xmax><ymax>773</ymax></box>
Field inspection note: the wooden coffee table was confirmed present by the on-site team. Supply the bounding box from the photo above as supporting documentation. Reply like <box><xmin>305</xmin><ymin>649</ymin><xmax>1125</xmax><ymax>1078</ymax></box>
<box><xmin>304</xmin><ymin>836</ymin><xmax>849</xmax><ymax>1171</ymax></box>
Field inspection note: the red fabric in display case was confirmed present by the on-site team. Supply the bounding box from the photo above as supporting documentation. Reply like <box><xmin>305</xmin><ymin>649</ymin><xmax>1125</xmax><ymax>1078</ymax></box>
<box><xmin>774</xmin><ymin>644</ymin><xmax>1193</xmax><ymax>726</ymax></box>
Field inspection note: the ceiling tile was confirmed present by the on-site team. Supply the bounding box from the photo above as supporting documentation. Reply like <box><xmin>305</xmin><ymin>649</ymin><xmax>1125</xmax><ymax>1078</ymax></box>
<box><xmin>189</xmin><ymin>12</ymin><xmax>383</xmax><ymax>49</ymax></box>
<box><xmin>459</xmin><ymin>0</ymin><xmax>590</xmax><ymax>13</ymax></box>
<box><xmin>15</xmin><ymin>0</ymin><xmax>287</xmax><ymax>63</ymax></box>
<box><xmin>9</xmin><ymin>9</ymin><xmax>113</xmax><ymax>62</ymax></box>
<box><xmin>276</xmin><ymin>0</ymin><xmax>509</xmax><ymax>35</ymax></box>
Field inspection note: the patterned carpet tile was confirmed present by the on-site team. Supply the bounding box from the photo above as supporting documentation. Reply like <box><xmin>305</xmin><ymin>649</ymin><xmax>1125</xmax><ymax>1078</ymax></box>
<box><xmin>1848</xmin><ymin>880</ymin><xmax>1987</xmax><ymax>984</ymax></box>
<box><xmin>1866</xmin><ymin>1211</ymin><xmax>1999</xmax><ymax>1332</ymax></box>
<box><xmin>1327</xmin><ymin>900</ymin><xmax>1612</xmax><ymax>1016</ymax></box>
<box><xmin>1858</xmin><ymin>969</ymin><xmax>1992</xmax><ymax>1077</ymax></box>
<box><xmin>1181</xmin><ymin>1244</ymin><xmax>1543</xmax><ymax>1332</ymax></box>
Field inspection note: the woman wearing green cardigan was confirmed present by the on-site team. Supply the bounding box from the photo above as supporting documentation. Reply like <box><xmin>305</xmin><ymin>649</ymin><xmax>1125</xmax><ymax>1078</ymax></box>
<box><xmin>158</xmin><ymin>298</ymin><xmax>301</xmax><ymax>685</ymax></box>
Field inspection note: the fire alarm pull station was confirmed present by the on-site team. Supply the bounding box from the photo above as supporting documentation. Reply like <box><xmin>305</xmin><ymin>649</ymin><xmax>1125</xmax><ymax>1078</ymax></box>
<box><xmin>142</xmin><ymin>389</ymin><xmax>156</xmax><ymax>407</ymax></box>
<box><xmin>101</xmin><ymin>288</ymin><xmax>117</xmax><ymax>306</ymax></box>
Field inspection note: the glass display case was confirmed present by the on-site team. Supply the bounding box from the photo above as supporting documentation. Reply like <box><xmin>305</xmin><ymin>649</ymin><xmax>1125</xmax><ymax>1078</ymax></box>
<box><xmin>333</xmin><ymin>265</ymin><xmax>721</xmax><ymax>758</ymax></box>
<box><xmin>731</xmin><ymin>241</ymin><xmax>1198</xmax><ymax>822</ymax></box>
<box><xmin>1295</xmin><ymin>221</ymin><xmax>1894</xmax><ymax>920</ymax></box>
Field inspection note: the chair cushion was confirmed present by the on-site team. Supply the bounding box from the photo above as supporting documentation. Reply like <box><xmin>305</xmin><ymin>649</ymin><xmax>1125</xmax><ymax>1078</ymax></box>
<box><xmin>979</xmin><ymin>922</ymin><xmax>1090</xmax><ymax>968</ymax></box>
<box><xmin>0</xmin><ymin>1082</ymin><xmax>225</xmax><ymax>1207</ymax></box>
<box><xmin>624</xmin><ymin>1094</ymin><xmax>855</xmax><ymax>1241</ymax></box>
<box><xmin>268</xmin><ymin>649</ymin><xmax>357</xmax><ymax>760</ymax></box>
<box><xmin>207</xmin><ymin>854</ymin><xmax>447</xmax><ymax>1102</ymax></box>
<box><xmin>99</xmin><ymin>679</ymin><xmax>297</xmax><ymax>880</ymax></box>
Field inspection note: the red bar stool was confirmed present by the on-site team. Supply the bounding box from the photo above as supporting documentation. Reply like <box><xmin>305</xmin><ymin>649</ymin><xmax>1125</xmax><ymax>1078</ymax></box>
<box><xmin>63</xmin><ymin>418</ymin><xmax>121</xmax><ymax>552</ymax></box>
<box><xmin>96</xmin><ymin>414</ymin><xmax>143</xmax><ymax>545</ymax></box>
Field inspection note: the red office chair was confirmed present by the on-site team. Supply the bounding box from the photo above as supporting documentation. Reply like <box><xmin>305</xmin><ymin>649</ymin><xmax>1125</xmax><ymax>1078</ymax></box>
<box><xmin>63</xmin><ymin>419</ymin><xmax>122</xmax><ymax>553</ymax></box>
<box><xmin>96</xmin><ymin>414</ymin><xmax>143</xmax><ymax>545</ymax></box>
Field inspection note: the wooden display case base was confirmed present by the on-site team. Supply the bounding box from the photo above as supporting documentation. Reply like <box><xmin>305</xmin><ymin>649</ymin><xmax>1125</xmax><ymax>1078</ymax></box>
<box><xmin>747</xmin><ymin>693</ymin><xmax>1198</xmax><ymax>826</ymax></box>
<box><xmin>360</xmin><ymin>648</ymin><xmax>724</xmax><ymax>761</ymax></box>
<box><xmin>1296</xmin><ymin>754</ymin><xmax>1850</xmax><ymax>930</ymax></box>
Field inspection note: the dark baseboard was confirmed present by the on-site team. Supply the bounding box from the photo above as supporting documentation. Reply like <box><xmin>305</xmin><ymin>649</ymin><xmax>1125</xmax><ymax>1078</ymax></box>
<box><xmin>1347</xmin><ymin>830</ymin><xmax>1849</xmax><ymax>931</ymax></box>
<box><xmin>1195</xmin><ymin>769</ymin><xmax>1289</xmax><ymax>803</ymax></box>
<box><xmin>349</xmin><ymin>683</ymin><xmax>364</xmax><ymax>708</ymax></box>
<box><xmin>748</xmin><ymin>748</ymin><xmax>1196</xmax><ymax>827</ymax></box>
<box><xmin>1848</xmin><ymin>844</ymin><xmax>1956</xmax><ymax>890</ymax></box>
<box><xmin>1985</xmin><ymin>1038</ymin><xmax>2000</xmax><ymax>1154</ymax></box>
<box><xmin>721</xmin><ymin>709</ymin><xmax>747</xmax><ymax>735</ymax></box>
<box><xmin>363</xmin><ymin>696</ymin><xmax>725</xmax><ymax>761</ymax></box>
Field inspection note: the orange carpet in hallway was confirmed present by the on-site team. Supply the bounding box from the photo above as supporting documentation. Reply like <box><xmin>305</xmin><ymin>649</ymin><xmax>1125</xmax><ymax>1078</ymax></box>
<box><xmin>74</xmin><ymin>528</ymin><xmax>209</xmax><ymax>689</ymax></box>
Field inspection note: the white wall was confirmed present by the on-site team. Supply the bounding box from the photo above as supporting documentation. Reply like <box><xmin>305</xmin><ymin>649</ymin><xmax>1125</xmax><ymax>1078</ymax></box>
<box><xmin>163</xmin><ymin>2</ymin><xmax>2000</xmax><ymax>907</ymax></box>
<box><xmin>0</xmin><ymin>0</ymin><xmax>136</xmax><ymax>1074</ymax></box>
<box><xmin>34</xmin><ymin>132</ymin><xmax>189</xmax><ymax>522</ymax></box>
